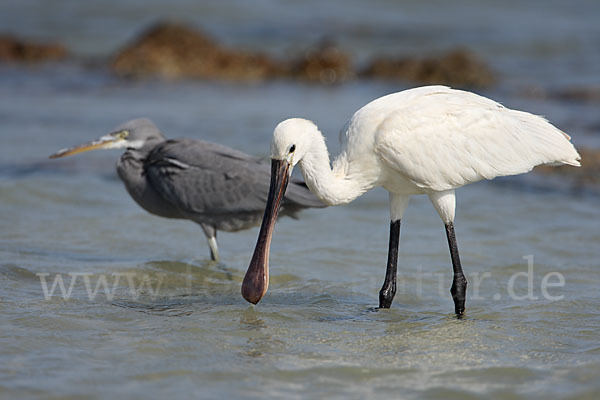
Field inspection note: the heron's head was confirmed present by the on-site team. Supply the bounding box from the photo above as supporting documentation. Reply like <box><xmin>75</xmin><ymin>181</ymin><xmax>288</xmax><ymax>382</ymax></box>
<box><xmin>49</xmin><ymin>118</ymin><xmax>165</xmax><ymax>159</ymax></box>
<box><xmin>241</xmin><ymin>118</ymin><xmax>320</xmax><ymax>305</ymax></box>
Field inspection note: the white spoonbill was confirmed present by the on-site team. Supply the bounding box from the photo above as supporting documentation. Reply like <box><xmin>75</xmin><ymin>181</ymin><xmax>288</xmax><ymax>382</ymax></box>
<box><xmin>242</xmin><ymin>85</ymin><xmax>581</xmax><ymax>316</ymax></box>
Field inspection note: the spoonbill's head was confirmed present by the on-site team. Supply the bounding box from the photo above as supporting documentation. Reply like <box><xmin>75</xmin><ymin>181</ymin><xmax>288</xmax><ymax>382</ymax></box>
<box><xmin>241</xmin><ymin>118</ymin><xmax>319</xmax><ymax>305</ymax></box>
<box><xmin>49</xmin><ymin>118</ymin><xmax>165</xmax><ymax>159</ymax></box>
<box><xmin>270</xmin><ymin>118</ymin><xmax>319</xmax><ymax>166</ymax></box>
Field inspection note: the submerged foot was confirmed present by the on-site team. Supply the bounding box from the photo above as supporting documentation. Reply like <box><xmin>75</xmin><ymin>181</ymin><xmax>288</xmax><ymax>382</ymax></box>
<box><xmin>378</xmin><ymin>284</ymin><xmax>396</xmax><ymax>309</ymax></box>
<box><xmin>451</xmin><ymin>275</ymin><xmax>467</xmax><ymax>317</ymax></box>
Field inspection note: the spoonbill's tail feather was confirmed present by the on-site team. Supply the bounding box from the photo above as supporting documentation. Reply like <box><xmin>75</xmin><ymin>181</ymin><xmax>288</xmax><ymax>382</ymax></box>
<box><xmin>510</xmin><ymin>110</ymin><xmax>581</xmax><ymax>167</ymax></box>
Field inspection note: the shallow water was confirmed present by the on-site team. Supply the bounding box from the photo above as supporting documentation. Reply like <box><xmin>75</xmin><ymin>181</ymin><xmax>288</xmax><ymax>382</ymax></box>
<box><xmin>2</xmin><ymin>1</ymin><xmax>600</xmax><ymax>399</ymax></box>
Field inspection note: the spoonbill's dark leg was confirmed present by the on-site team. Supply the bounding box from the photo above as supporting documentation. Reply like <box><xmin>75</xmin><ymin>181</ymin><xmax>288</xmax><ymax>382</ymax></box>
<box><xmin>379</xmin><ymin>219</ymin><xmax>401</xmax><ymax>308</ymax></box>
<box><xmin>444</xmin><ymin>222</ymin><xmax>467</xmax><ymax>316</ymax></box>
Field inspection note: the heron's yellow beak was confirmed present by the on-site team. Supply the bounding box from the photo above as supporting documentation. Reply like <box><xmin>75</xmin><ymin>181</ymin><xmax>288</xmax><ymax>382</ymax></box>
<box><xmin>242</xmin><ymin>158</ymin><xmax>291</xmax><ymax>305</ymax></box>
<box><xmin>49</xmin><ymin>131</ymin><xmax>128</xmax><ymax>159</ymax></box>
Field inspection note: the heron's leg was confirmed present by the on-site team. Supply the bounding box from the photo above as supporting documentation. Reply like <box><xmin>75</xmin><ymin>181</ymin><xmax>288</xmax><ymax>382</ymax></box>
<box><xmin>200</xmin><ymin>224</ymin><xmax>220</xmax><ymax>262</ymax></box>
<box><xmin>207</xmin><ymin>235</ymin><xmax>220</xmax><ymax>262</ymax></box>
<box><xmin>379</xmin><ymin>219</ymin><xmax>401</xmax><ymax>308</ymax></box>
<box><xmin>379</xmin><ymin>194</ymin><xmax>410</xmax><ymax>309</ymax></box>
<box><xmin>445</xmin><ymin>222</ymin><xmax>467</xmax><ymax>316</ymax></box>
<box><xmin>429</xmin><ymin>190</ymin><xmax>467</xmax><ymax>316</ymax></box>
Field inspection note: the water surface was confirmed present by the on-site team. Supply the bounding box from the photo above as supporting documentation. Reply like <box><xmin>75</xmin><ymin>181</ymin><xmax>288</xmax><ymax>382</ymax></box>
<box><xmin>1</xmin><ymin>1</ymin><xmax>600</xmax><ymax>399</ymax></box>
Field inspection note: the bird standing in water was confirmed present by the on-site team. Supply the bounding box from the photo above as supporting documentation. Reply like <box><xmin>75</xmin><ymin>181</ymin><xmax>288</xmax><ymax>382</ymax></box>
<box><xmin>50</xmin><ymin>118</ymin><xmax>324</xmax><ymax>261</ymax></box>
<box><xmin>242</xmin><ymin>86</ymin><xmax>580</xmax><ymax>316</ymax></box>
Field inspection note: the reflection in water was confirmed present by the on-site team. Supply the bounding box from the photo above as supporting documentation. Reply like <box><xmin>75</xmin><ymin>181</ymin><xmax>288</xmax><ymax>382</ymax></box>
<box><xmin>240</xmin><ymin>307</ymin><xmax>266</xmax><ymax>331</ymax></box>
<box><xmin>240</xmin><ymin>307</ymin><xmax>270</xmax><ymax>358</ymax></box>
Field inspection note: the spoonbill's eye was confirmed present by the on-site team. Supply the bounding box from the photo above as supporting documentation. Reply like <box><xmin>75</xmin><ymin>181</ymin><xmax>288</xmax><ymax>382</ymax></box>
<box><xmin>289</xmin><ymin>144</ymin><xmax>296</xmax><ymax>153</ymax></box>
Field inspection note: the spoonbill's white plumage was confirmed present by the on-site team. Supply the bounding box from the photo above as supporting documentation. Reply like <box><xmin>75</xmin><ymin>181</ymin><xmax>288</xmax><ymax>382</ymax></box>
<box><xmin>242</xmin><ymin>85</ymin><xmax>580</xmax><ymax>315</ymax></box>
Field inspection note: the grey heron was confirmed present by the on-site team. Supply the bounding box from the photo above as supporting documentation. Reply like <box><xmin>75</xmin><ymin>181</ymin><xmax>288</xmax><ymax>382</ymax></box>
<box><xmin>50</xmin><ymin>118</ymin><xmax>325</xmax><ymax>261</ymax></box>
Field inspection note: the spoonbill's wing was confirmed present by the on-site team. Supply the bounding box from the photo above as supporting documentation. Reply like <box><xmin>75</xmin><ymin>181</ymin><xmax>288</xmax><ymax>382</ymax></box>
<box><xmin>374</xmin><ymin>91</ymin><xmax>580</xmax><ymax>191</ymax></box>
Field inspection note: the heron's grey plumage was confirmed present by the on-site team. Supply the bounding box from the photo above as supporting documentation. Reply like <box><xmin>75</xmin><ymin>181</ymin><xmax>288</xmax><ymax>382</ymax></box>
<box><xmin>52</xmin><ymin>118</ymin><xmax>325</xmax><ymax>261</ymax></box>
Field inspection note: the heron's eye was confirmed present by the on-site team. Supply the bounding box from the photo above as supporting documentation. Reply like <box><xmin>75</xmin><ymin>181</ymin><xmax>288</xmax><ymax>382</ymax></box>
<box><xmin>289</xmin><ymin>144</ymin><xmax>296</xmax><ymax>153</ymax></box>
<box><xmin>119</xmin><ymin>130</ymin><xmax>129</xmax><ymax>139</ymax></box>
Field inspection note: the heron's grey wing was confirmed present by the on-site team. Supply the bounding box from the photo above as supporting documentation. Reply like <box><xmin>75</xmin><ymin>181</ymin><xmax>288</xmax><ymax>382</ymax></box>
<box><xmin>144</xmin><ymin>138</ymin><xmax>273</xmax><ymax>217</ymax></box>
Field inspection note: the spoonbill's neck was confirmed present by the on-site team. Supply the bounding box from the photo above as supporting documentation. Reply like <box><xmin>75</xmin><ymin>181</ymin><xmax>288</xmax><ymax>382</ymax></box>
<box><xmin>297</xmin><ymin>131</ymin><xmax>369</xmax><ymax>206</ymax></box>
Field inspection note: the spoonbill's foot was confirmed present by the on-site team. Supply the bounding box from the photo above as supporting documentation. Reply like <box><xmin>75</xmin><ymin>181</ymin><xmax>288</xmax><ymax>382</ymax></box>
<box><xmin>451</xmin><ymin>274</ymin><xmax>467</xmax><ymax>316</ymax></box>
<box><xmin>378</xmin><ymin>284</ymin><xmax>396</xmax><ymax>309</ymax></box>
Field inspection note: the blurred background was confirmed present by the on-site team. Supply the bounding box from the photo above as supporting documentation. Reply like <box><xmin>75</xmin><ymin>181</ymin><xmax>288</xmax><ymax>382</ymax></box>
<box><xmin>1</xmin><ymin>1</ymin><xmax>599</xmax><ymax>399</ymax></box>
